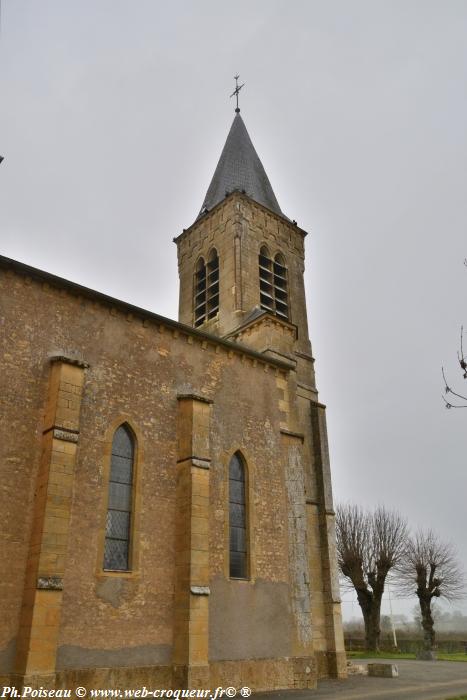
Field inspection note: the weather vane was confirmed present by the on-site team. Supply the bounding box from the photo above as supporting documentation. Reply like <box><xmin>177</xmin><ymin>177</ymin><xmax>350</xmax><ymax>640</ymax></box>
<box><xmin>230</xmin><ymin>74</ymin><xmax>245</xmax><ymax>113</ymax></box>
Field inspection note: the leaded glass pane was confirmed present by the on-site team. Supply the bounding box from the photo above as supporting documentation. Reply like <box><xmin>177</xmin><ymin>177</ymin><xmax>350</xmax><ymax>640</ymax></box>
<box><xmin>104</xmin><ymin>538</ymin><xmax>129</xmax><ymax>571</ymax></box>
<box><xmin>112</xmin><ymin>426</ymin><xmax>133</xmax><ymax>458</ymax></box>
<box><xmin>106</xmin><ymin>509</ymin><xmax>130</xmax><ymax>539</ymax></box>
<box><xmin>229</xmin><ymin>454</ymin><xmax>244</xmax><ymax>481</ymax></box>
<box><xmin>110</xmin><ymin>454</ymin><xmax>133</xmax><ymax>484</ymax></box>
<box><xmin>230</xmin><ymin>551</ymin><xmax>247</xmax><ymax>579</ymax></box>
<box><xmin>229</xmin><ymin>502</ymin><xmax>245</xmax><ymax>527</ymax></box>
<box><xmin>108</xmin><ymin>481</ymin><xmax>132</xmax><ymax>511</ymax></box>
<box><xmin>230</xmin><ymin>526</ymin><xmax>246</xmax><ymax>552</ymax></box>
<box><xmin>229</xmin><ymin>480</ymin><xmax>245</xmax><ymax>504</ymax></box>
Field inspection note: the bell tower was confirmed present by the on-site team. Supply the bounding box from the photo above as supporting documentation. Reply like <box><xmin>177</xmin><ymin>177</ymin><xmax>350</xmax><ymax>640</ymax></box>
<box><xmin>174</xmin><ymin>98</ymin><xmax>346</xmax><ymax>678</ymax></box>
<box><xmin>175</xmin><ymin>109</ymin><xmax>316</xmax><ymax>391</ymax></box>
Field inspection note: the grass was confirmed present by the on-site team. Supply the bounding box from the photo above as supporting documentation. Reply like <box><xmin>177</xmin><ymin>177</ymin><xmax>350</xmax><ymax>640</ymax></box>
<box><xmin>348</xmin><ymin>651</ymin><xmax>414</xmax><ymax>660</ymax></box>
<box><xmin>347</xmin><ymin>650</ymin><xmax>467</xmax><ymax>662</ymax></box>
<box><xmin>438</xmin><ymin>653</ymin><xmax>467</xmax><ymax>662</ymax></box>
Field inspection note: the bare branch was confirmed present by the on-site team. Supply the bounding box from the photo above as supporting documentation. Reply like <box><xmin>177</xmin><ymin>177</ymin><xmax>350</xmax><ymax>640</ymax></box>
<box><xmin>397</xmin><ymin>530</ymin><xmax>465</xmax><ymax>601</ymax></box>
<box><xmin>442</xmin><ymin>322</ymin><xmax>467</xmax><ymax>407</ymax></box>
<box><xmin>441</xmin><ymin>367</ymin><xmax>467</xmax><ymax>407</ymax></box>
<box><xmin>460</xmin><ymin>326</ymin><xmax>466</xmax><ymax>376</ymax></box>
<box><xmin>442</xmin><ymin>395</ymin><xmax>467</xmax><ymax>409</ymax></box>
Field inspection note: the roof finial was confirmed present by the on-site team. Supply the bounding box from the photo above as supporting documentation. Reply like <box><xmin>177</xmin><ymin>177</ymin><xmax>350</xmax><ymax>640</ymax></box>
<box><xmin>230</xmin><ymin>74</ymin><xmax>245</xmax><ymax>113</ymax></box>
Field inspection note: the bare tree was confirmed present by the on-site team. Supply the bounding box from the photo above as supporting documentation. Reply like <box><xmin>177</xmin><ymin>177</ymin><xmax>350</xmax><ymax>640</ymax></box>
<box><xmin>442</xmin><ymin>325</ymin><xmax>467</xmax><ymax>408</ymax></box>
<box><xmin>336</xmin><ymin>504</ymin><xmax>407</xmax><ymax>651</ymax></box>
<box><xmin>397</xmin><ymin>530</ymin><xmax>465</xmax><ymax>652</ymax></box>
<box><xmin>335</xmin><ymin>504</ymin><xmax>407</xmax><ymax>651</ymax></box>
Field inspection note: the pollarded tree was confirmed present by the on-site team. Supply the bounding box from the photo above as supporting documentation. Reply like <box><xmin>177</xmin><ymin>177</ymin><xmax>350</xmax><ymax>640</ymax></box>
<box><xmin>397</xmin><ymin>530</ymin><xmax>465</xmax><ymax>653</ymax></box>
<box><xmin>335</xmin><ymin>504</ymin><xmax>407</xmax><ymax>651</ymax></box>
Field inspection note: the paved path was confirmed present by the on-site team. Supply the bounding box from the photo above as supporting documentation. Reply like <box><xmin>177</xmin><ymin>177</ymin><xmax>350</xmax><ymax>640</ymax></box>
<box><xmin>256</xmin><ymin>659</ymin><xmax>467</xmax><ymax>700</ymax></box>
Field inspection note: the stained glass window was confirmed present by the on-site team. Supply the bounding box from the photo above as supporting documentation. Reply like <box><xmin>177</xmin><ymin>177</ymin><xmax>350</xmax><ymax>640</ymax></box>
<box><xmin>103</xmin><ymin>425</ymin><xmax>134</xmax><ymax>571</ymax></box>
<box><xmin>229</xmin><ymin>452</ymin><xmax>248</xmax><ymax>579</ymax></box>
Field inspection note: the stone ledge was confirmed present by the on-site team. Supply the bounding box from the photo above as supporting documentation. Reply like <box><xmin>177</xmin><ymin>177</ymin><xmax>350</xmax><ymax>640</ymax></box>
<box><xmin>37</xmin><ymin>576</ymin><xmax>63</xmax><ymax>590</ymax></box>
<box><xmin>280</xmin><ymin>428</ymin><xmax>305</xmax><ymax>441</ymax></box>
<box><xmin>190</xmin><ymin>586</ymin><xmax>210</xmax><ymax>596</ymax></box>
<box><xmin>176</xmin><ymin>457</ymin><xmax>211</xmax><ymax>467</ymax></box>
<box><xmin>53</xmin><ymin>428</ymin><xmax>79</xmax><ymax>443</ymax></box>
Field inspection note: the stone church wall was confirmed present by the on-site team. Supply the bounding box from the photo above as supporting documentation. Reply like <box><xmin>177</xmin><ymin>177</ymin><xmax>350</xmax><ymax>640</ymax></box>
<box><xmin>0</xmin><ymin>261</ymin><xmax>326</xmax><ymax>690</ymax></box>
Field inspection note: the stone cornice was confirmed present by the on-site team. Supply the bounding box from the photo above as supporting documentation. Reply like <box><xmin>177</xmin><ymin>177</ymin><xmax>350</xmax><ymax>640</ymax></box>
<box><xmin>173</xmin><ymin>191</ymin><xmax>308</xmax><ymax>244</ymax></box>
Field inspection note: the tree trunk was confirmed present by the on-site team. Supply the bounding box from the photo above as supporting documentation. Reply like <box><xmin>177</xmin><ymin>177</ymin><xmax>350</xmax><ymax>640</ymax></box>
<box><xmin>357</xmin><ymin>590</ymin><xmax>382</xmax><ymax>652</ymax></box>
<box><xmin>419</xmin><ymin>595</ymin><xmax>435</xmax><ymax>651</ymax></box>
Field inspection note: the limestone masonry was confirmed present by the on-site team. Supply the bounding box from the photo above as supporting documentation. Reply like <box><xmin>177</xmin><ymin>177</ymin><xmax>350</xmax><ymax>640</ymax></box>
<box><xmin>0</xmin><ymin>110</ymin><xmax>346</xmax><ymax>692</ymax></box>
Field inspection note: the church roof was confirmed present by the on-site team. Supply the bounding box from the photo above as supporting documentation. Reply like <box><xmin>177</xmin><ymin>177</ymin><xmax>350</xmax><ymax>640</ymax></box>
<box><xmin>198</xmin><ymin>112</ymin><xmax>283</xmax><ymax>219</ymax></box>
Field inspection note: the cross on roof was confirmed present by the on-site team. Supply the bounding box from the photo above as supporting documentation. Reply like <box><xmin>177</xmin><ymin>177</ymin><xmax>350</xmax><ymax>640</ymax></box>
<box><xmin>230</xmin><ymin>74</ymin><xmax>245</xmax><ymax>113</ymax></box>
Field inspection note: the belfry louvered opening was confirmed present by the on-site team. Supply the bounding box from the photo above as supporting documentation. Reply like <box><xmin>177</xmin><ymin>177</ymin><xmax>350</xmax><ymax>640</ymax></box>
<box><xmin>194</xmin><ymin>250</ymin><xmax>219</xmax><ymax>327</ymax></box>
<box><xmin>259</xmin><ymin>247</ymin><xmax>289</xmax><ymax>320</ymax></box>
<box><xmin>194</xmin><ymin>257</ymin><xmax>207</xmax><ymax>327</ymax></box>
<box><xmin>207</xmin><ymin>249</ymin><xmax>219</xmax><ymax>320</ymax></box>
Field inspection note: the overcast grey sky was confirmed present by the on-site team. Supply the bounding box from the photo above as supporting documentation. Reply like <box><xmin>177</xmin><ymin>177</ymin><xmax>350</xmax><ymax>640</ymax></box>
<box><xmin>1</xmin><ymin>1</ymin><xmax>467</xmax><ymax>620</ymax></box>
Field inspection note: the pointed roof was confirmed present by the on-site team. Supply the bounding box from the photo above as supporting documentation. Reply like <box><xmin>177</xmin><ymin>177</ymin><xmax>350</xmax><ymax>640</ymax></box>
<box><xmin>198</xmin><ymin>112</ymin><xmax>283</xmax><ymax>219</ymax></box>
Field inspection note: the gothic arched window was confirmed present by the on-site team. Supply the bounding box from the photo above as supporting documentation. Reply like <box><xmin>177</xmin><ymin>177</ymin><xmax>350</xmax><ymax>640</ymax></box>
<box><xmin>103</xmin><ymin>424</ymin><xmax>135</xmax><ymax>571</ymax></box>
<box><xmin>194</xmin><ymin>250</ymin><xmax>219</xmax><ymax>327</ymax></box>
<box><xmin>259</xmin><ymin>247</ymin><xmax>289</xmax><ymax>320</ymax></box>
<box><xmin>229</xmin><ymin>452</ymin><xmax>248</xmax><ymax>579</ymax></box>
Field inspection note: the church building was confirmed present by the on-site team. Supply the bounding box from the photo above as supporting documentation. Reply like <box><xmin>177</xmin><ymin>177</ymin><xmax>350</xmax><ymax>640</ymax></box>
<box><xmin>0</xmin><ymin>103</ymin><xmax>346</xmax><ymax>692</ymax></box>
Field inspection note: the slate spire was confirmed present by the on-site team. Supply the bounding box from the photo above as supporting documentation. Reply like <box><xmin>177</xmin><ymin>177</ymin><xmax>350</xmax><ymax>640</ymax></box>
<box><xmin>198</xmin><ymin>113</ymin><xmax>283</xmax><ymax>219</ymax></box>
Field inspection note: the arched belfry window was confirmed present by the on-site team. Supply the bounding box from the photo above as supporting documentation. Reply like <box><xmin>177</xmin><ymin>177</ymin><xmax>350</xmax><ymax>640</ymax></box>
<box><xmin>207</xmin><ymin>248</ymin><xmax>220</xmax><ymax>320</ymax></box>
<box><xmin>273</xmin><ymin>253</ymin><xmax>289</xmax><ymax>319</ymax></box>
<box><xmin>229</xmin><ymin>452</ymin><xmax>248</xmax><ymax>579</ymax></box>
<box><xmin>194</xmin><ymin>257</ymin><xmax>207</xmax><ymax>327</ymax></box>
<box><xmin>103</xmin><ymin>424</ymin><xmax>135</xmax><ymax>571</ymax></box>
<box><xmin>259</xmin><ymin>246</ymin><xmax>289</xmax><ymax>320</ymax></box>
<box><xmin>194</xmin><ymin>250</ymin><xmax>219</xmax><ymax>327</ymax></box>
